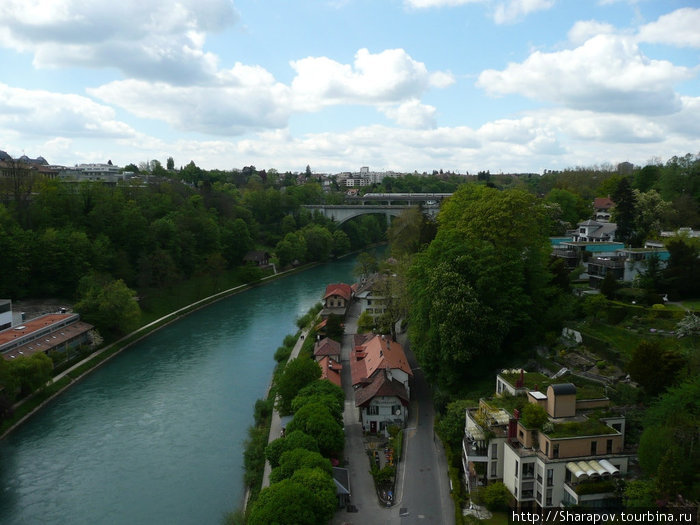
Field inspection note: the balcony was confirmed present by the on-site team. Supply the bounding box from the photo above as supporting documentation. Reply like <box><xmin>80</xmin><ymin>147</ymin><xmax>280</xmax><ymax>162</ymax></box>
<box><xmin>463</xmin><ymin>437</ymin><xmax>488</xmax><ymax>463</ymax></box>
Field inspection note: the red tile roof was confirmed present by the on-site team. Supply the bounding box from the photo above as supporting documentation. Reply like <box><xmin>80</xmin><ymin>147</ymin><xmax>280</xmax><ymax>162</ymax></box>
<box><xmin>593</xmin><ymin>197</ymin><xmax>614</xmax><ymax>210</ymax></box>
<box><xmin>314</xmin><ymin>337</ymin><xmax>341</xmax><ymax>358</ymax></box>
<box><xmin>324</xmin><ymin>283</ymin><xmax>352</xmax><ymax>301</ymax></box>
<box><xmin>355</xmin><ymin>369</ymin><xmax>409</xmax><ymax>407</ymax></box>
<box><xmin>350</xmin><ymin>333</ymin><xmax>412</xmax><ymax>387</ymax></box>
<box><xmin>318</xmin><ymin>356</ymin><xmax>343</xmax><ymax>387</ymax></box>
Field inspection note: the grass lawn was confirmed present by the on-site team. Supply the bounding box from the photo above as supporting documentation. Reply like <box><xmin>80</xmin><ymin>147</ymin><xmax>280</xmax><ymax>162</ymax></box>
<box><xmin>682</xmin><ymin>299</ymin><xmax>700</xmax><ymax>311</ymax></box>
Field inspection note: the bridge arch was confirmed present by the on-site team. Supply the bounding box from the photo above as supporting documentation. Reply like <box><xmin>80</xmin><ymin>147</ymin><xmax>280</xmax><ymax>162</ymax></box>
<box><xmin>302</xmin><ymin>205</ymin><xmax>417</xmax><ymax>226</ymax></box>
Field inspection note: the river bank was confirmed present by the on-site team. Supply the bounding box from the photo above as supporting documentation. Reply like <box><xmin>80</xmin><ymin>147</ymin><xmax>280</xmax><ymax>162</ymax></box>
<box><xmin>0</xmin><ymin>261</ymin><xmax>323</xmax><ymax>440</ymax></box>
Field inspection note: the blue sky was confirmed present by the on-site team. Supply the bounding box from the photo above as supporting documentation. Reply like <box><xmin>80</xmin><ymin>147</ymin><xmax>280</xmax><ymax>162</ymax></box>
<box><xmin>0</xmin><ymin>0</ymin><xmax>698</xmax><ymax>174</ymax></box>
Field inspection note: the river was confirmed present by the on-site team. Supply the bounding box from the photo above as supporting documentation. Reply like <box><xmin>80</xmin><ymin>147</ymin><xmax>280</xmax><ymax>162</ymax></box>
<box><xmin>0</xmin><ymin>249</ymin><xmax>382</xmax><ymax>525</ymax></box>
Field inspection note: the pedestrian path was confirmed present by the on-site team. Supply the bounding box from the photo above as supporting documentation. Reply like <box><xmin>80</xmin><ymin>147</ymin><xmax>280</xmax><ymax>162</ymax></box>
<box><xmin>260</xmin><ymin>326</ymin><xmax>311</xmax><ymax>489</ymax></box>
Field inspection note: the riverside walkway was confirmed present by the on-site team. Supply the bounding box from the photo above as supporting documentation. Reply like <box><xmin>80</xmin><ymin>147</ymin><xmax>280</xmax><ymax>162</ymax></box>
<box><xmin>260</xmin><ymin>326</ymin><xmax>311</xmax><ymax>489</ymax></box>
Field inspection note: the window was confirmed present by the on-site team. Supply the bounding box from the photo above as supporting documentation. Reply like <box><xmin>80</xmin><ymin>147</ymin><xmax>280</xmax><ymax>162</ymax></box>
<box><xmin>515</xmin><ymin>460</ymin><xmax>519</xmax><ymax>478</ymax></box>
<box><xmin>607</xmin><ymin>439</ymin><xmax>613</xmax><ymax>454</ymax></box>
<box><xmin>591</xmin><ymin>441</ymin><xmax>597</xmax><ymax>455</ymax></box>
<box><xmin>491</xmin><ymin>461</ymin><xmax>497</xmax><ymax>477</ymax></box>
<box><xmin>547</xmin><ymin>469</ymin><xmax>553</xmax><ymax>487</ymax></box>
<box><xmin>367</xmin><ymin>405</ymin><xmax>379</xmax><ymax>415</ymax></box>
<box><xmin>545</xmin><ymin>442</ymin><xmax>550</xmax><ymax>456</ymax></box>
<box><xmin>491</xmin><ymin>443</ymin><xmax>498</xmax><ymax>459</ymax></box>
<box><xmin>523</xmin><ymin>463</ymin><xmax>534</xmax><ymax>479</ymax></box>
<box><xmin>553</xmin><ymin>444</ymin><xmax>559</xmax><ymax>459</ymax></box>
<box><xmin>612</xmin><ymin>423</ymin><xmax>622</xmax><ymax>432</ymax></box>
<box><xmin>367</xmin><ymin>299</ymin><xmax>372</xmax><ymax>305</ymax></box>
<box><xmin>546</xmin><ymin>489</ymin><xmax>553</xmax><ymax>506</ymax></box>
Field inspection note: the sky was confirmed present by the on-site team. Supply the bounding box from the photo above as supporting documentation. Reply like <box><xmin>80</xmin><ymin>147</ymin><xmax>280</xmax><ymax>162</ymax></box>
<box><xmin>0</xmin><ymin>0</ymin><xmax>698</xmax><ymax>174</ymax></box>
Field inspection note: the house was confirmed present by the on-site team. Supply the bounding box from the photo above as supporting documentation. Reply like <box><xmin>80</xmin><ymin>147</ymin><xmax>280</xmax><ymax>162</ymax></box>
<box><xmin>552</xmin><ymin>241</ymin><xmax>624</xmax><ymax>269</ymax></box>
<box><xmin>321</xmin><ymin>283</ymin><xmax>353</xmax><ymax>319</ymax></box>
<box><xmin>592</xmin><ymin>197</ymin><xmax>614</xmax><ymax>223</ymax></box>
<box><xmin>587</xmin><ymin>247</ymin><xmax>670</xmax><ymax>288</ymax></box>
<box><xmin>314</xmin><ymin>337</ymin><xmax>341</xmax><ymax>361</ymax></box>
<box><xmin>0</xmin><ymin>313</ymin><xmax>94</xmax><ymax>361</ymax></box>
<box><xmin>355</xmin><ymin>275</ymin><xmax>388</xmax><ymax>323</ymax></box>
<box><xmin>351</xmin><ymin>333</ymin><xmax>413</xmax><ymax>433</ymax></box>
<box><xmin>463</xmin><ymin>370</ymin><xmax>631</xmax><ymax>510</ymax></box>
<box><xmin>572</xmin><ymin>220</ymin><xmax>617</xmax><ymax>243</ymax></box>
<box><xmin>0</xmin><ymin>300</ymin><xmax>11</xmax><ymax>331</ymax></box>
<box><xmin>318</xmin><ymin>355</ymin><xmax>343</xmax><ymax>387</ymax></box>
<box><xmin>243</xmin><ymin>250</ymin><xmax>270</xmax><ymax>267</ymax></box>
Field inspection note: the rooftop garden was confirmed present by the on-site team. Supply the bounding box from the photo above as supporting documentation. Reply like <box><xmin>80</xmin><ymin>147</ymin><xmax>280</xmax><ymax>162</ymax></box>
<box><xmin>499</xmin><ymin>371</ymin><xmax>606</xmax><ymax>400</ymax></box>
<box><xmin>483</xmin><ymin>394</ymin><xmax>527</xmax><ymax>415</ymax></box>
<box><xmin>544</xmin><ymin>417</ymin><xmax>617</xmax><ymax>439</ymax></box>
<box><xmin>573</xmin><ymin>479</ymin><xmax>618</xmax><ymax>496</ymax></box>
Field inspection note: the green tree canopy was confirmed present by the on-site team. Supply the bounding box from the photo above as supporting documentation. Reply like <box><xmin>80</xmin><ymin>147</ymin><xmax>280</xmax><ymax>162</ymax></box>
<box><xmin>247</xmin><ymin>478</ymin><xmax>321</xmax><ymax>525</ymax></box>
<box><xmin>275</xmin><ymin>358</ymin><xmax>321</xmax><ymax>415</ymax></box>
<box><xmin>265</xmin><ymin>430</ymin><xmax>319</xmax><ymax>468</ymax></box>
<box><xmin>286</xmin><ymin>402</ymin><xmax>345</xmax><ymax>457</ymax></box>
<box><xmin>74</xmin><ymin>273</ymin><xmax>141</xmax><ymax>336</ymax></box>
<box><xmin>408</xmin><ymin>187</ymin><xmax>552</xmax><ymax>390</ymax></box>
<box><xmin>269</xmin><ymin>448</ymin><xmax>332</xmax><ymax>484</ymax></box>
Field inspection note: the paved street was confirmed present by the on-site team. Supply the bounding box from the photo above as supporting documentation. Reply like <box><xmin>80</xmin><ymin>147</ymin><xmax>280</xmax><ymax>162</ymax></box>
<box><xmin>332</xmin><ymin>300</ymin><xmax>454</xmax><ymax>525</ymax></box>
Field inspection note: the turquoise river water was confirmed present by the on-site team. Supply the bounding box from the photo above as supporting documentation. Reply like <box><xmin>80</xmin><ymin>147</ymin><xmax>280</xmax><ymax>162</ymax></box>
<box><xmin>0</xmin><ymin>250</ymin><xmax>381</xmax><ymax>525</ymax></box>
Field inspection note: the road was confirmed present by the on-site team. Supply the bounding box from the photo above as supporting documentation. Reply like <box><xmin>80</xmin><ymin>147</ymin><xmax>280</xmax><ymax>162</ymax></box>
<box><xmin>332</xmin><ymin>300</ymin><xmax>454</xmax><ymax>524</ymax></box>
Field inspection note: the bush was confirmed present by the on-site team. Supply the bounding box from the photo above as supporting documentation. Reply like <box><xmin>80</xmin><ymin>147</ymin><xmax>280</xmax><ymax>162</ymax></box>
<box><xmin>479</xmin><ymin>481</ymin><xmax>511</xmax><ymax>511</ymax></box>
<box><xmin>274</xmin><ymin>345</ymin><xmax>292</xmax><ymax>363</ymax></box>
<box><xmin>596</xmin><ymin>360</ymin><xmax>607</xmax><ymax>370</ymax></box>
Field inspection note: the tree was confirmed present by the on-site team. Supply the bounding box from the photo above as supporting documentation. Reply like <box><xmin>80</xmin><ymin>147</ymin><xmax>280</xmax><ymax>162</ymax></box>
<box><xmin>7</xmin><ymin>352</ymin><xmax>53</xmax><ymax>398</ymax></box>
<box><xmin>582</xmin><ymin>294</ymin><xmax>608</xmax><ymax>320</ymax></box>
<box><xmin>612</xmin><ymin>177</ymin><xmax>636</xmax><ymax>244</ymax></box>
<box><xmin>331</xmin><ymin>229</ymin><xmax>350</xmax><ymax>257</ymax></box>
<box><xmin>289</xmin><ymin>468</ymin><xmax>337</xmax><ymax>523</ymax></box>
<box><xmin>301</xmin><ymin>224</ymin><xmax>333</xmax><ymax>262</ymax></box>
<box><xmin>354</xmin><ymin>251</ymin><xmax>378</xmax><ymax>279</ymax></box>
<box><xmin>479</xmin><ymin>481</ymin><xmax>511</xmax><ymax>511</ymax></box>
<box><xmin>291</xmin><ymin>380</ymin><xmax>344</xmax><ymax>421</ymax></box>
<box><xmin>628</xmin><ymin>340</ymin><xmax>686</xmax><ymax>397</ymax></box>
<box><xmin>520</xmin><ymin>403</ymin><xmax>548</xmax><ymax>429</ymax></box>
<box><xmin>275</xmin><ymin>358</ymin><xmax>321</xmax><ymax>415</ymax></box>
<box><xmin>408</xmin><ymin>186</ymin><xmax>553</xmax><ymax>390</ymax></box>
<box><xmin>599</xmin><ymin>270</ymin><xmax>619</xmax><ymax>299</ymax></box>
<box><xmin>544</xmin><ymin>188</ymin><xmax>590</xmax><ymax>227</ymax></box>
<box><xmin>286</xmin><ymin>402</ymin><xmax>344</xmax><ymax>457</ymax></box>
<box><xmin>357</xmin><ymin>310</ymin><xmax>375</xmax><ymax>333</ymax></box>
<box><xmin>664</xmin><ymin>238</ymin><xmax>700</xmax><ymax>298</ymax></box>
<box><xmin>436</xmin><ymin>399</ymin><xmax>475</xmax><ymax>450</ymax></box>
<box><xmin>74</xmin><ymin>273</ymin><xmax>141</xmax><ymax>336</ymax></box>
<box><xmin>166</xmin><ymin>156</ymin><xmax>175</xmax><ymax>171</ymax></box>
<box><xmin>265</xmin><ymin>430</ymin><xmax>319</xmax><ymax>468</ymax></box>
<box><xmin>269</xmin><ymin>448</ymin><xmax>332</xmax><ymax>484</ymax></box>
<box><xmin>324</xmin><ymin>314</ymin><xmax>344</xmax><ymax>342</ymax></box>
<box><xmin>247</xmin><ymin>479</ymin><xmax>320</xmax><ymax>525</ymax></box>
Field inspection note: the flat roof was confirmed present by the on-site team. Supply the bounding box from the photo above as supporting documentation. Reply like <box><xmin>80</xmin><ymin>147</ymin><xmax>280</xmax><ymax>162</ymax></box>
<box><xmin>0</xmin><ymin>313</ymin><xmax>76</xmax><ymax>346</ymax></box>
<box><xmin>529</xmin><ymin>391</ymin><xmax>547</xmax><ymax>400</ymax></box>
<box><xmin>2</xmin><ymin>321</ymin><xmax>93</xmax><ymax>360</ymax></box>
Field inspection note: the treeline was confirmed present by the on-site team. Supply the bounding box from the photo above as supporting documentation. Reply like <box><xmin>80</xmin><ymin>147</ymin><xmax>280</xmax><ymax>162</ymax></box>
<box><xmin>0</xmin><ymin>172</ymin><xmax>384</xmax><ymax>305</ymax></box>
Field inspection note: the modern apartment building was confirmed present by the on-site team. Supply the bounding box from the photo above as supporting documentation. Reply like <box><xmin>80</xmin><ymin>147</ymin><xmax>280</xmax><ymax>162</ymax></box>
<box><xmin>463</xmin><ymin>370</ymin><xmax>631</xmax><ymax>510</ymax></box>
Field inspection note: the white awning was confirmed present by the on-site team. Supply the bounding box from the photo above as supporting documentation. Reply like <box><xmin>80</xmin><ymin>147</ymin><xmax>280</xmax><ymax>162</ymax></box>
<box><xmin>598</xmin><ymin>459</ymin><xmax>620</xmax><ymax>477</ymax></box>
<box><xmin>578</xmin><ymin>461</ymin><xmax>599</xmax><ymax>479</ymax></box>
<box><xmin>566</xmin><ymin>462</ymin><xmax>588</xmax><ymax>481</ymax></box>
<box><xmin>587</xmin><ymin>460</ymin><xmax>609</xmax><ymax>478</ymax></box>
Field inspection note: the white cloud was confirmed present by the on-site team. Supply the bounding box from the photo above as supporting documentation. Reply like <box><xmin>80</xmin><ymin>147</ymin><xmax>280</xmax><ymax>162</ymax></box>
<box><xmin>381</xmin><ymin>99</ymin><xmax>437</xmax><ymax>129</ymax></box>
<box><xmin>88</xmin><ymin>67</ymin><xmax>292</xmax><ymax>135</ymax></box>
<box><xmin>0</xmin><ymin>82</ymin><xmax>136</xmax><ymax>138</ymax></box>
<box><xmin>477</xmin><ymin>34</ymin><xmax>692</xmax><ymax>115</ymax></box>
<box><xmin>637</xmin><ymin>7</ymin><xmax>700</xmax><ymax>48</ymax></box>
<box><xmin>290</xmin><ymin>48</ymin><xmax>453</xmax><ymax>111</ymax></box>
<box><xmin>404</xmin><ymin>0</ymin><xmax>555</xmax><ymax>23</ymax></box>
<box><xmin>568</xmin><ymin>20</ymin><xmax>616</xmax><ymax>45</ymax></box>
<box><xmin>0</xmin><ymin>0</ymin><xmax>237</xmax><ymax>83</ymax></box>
<box><xmin>492</xmin><ymin>0</ymin><xmax>555</xmax><ymax>24</ymax></box>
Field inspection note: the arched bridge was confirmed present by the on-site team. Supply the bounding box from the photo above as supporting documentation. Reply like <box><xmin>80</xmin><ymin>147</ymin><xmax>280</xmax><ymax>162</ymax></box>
<box><xmin>302</xmin><ymin>193</ymin><xmax>452</xmax><ymax>226</ymax></box>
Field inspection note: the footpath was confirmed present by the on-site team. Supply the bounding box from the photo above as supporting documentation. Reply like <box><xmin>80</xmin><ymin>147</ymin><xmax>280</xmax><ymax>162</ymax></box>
<box><xmin>260</xmin><ymin>326</ymin><xmax>311</xmax><ymax>489</ymax></box>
